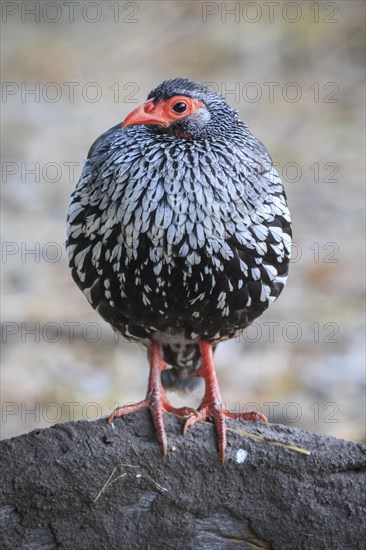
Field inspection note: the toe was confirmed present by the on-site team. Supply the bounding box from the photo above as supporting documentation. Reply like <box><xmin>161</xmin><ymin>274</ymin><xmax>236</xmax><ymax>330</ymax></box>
<box><xmin>183</xmin><ymin>411</ymin><xmax>203</xmax><ymax>435</ymax></box>
<box><xmin>226</xmin><ymin>410</ymin><xmax>268</xmax><ymax>424</ymax></box>
<box><xmin>150</xmin><ymin>400</ymin><xmax>168</xmax><ymax>456</ymax></box>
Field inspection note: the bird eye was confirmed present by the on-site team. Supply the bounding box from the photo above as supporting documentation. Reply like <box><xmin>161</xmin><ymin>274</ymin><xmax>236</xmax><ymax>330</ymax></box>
<box><xmin>172</xmin><ymin>102</ymin><xmax>187</xmax><ymax>113</ymax></box>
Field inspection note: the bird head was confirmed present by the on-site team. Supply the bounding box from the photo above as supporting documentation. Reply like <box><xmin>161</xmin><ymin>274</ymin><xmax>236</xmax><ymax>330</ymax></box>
<box><xmin>122</xmin><ymin>78</ymin><xmax>238</xmax><ymax>139</ymax></box>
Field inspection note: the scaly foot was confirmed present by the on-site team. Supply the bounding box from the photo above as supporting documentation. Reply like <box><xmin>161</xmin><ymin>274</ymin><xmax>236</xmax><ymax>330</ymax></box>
<box><xmin>183</xmin><ymin>341</ymin><xmax>268</xmax><ymax>462</ymax></box>
<box><xmin>108</xmin><ymin>342</ymin><xmax>197</xmax><ymax>456</ymax></box>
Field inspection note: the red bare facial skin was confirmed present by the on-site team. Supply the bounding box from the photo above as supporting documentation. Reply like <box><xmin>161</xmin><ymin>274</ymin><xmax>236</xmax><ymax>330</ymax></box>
<box><xmin>122</xmin><ymin>96</ymin><xmax>205</xmax><ymax>128</ymax></box>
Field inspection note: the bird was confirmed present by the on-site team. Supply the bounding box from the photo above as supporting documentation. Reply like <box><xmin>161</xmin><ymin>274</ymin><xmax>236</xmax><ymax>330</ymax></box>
<box><xmin>66</xmin><ymin>77</ymin><xmax>292</xmax><ymax>462</ymax></box>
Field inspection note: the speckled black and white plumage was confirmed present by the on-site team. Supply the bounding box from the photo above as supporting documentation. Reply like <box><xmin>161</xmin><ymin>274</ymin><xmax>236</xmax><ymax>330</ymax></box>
<box><xmin>66</xmin><ymin>78</ymin><xmax>291</xmax><ymax>391</ymax></box>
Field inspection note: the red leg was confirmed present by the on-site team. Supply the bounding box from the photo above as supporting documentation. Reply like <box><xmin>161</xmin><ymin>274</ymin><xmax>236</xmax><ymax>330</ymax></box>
<box><xmin>183</xmin><ymin>341</ymin><xmax>268</xmax><ymax>463</ymax></box>
<box><xmin>108</xmin><ymin>341</ymin><xmax>197</xmax><ymax>456</ymax></box>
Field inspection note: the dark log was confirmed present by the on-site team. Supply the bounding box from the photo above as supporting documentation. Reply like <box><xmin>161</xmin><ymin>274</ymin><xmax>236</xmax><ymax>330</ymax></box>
<box><xmin>0</xmin><ymin>410</ymin><xmax>365</xmax><ymax>550</ymax></box>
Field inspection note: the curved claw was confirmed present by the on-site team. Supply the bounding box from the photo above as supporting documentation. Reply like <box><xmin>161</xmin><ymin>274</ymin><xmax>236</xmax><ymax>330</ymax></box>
<box><xmin>225</xmin><ymin>411</ymin><xmax>269</xmax><ymax>424</ymax></box>
<box><xmin>108</xmin><ymin>397</ymin><xmax>197</xmax><ymax>457</ymax></box>
<box><xmin>108</xmin><ymin>339</ymin><xmax>269</xmax><ymax>462</ymax></box>
<box><xmin>150</xmin><ymin>400</ymin><xmax>168</xmax><ymax>456</ymax></box>
<box><xmin>151</xmin><ymin>398</ymin><xmax>198</xmax><ymax>456</ymax></box>
<box><xmin>108</xmin><ymin>398</ymin><xmax>149</xmax><ymax>424</ymax></box>
<box><xmin>165</xmin><ymin>405</ymin><xmax>200</xmax><ymax>419</ymax></box>
<box><xmin>183</xmin><ymin>410</ymin><xmax>204</xmax><ymax>435</ymax></box>
<box><xmin>184</xmin><ymin>341</ymin><xmax>270</xmax><ymax>462</ymax></box>
<box><xmin>183</xmin><ymin>406</ymin><xmax>228</xmax><ymax>462</ymax></box>
<box><xmin>183</xmin><ymin>402</ymin><xmax>268</xmax><ymax>463</ymax></box>
<box><xmin>108</xmin><ymin>342</ymin><xmax>200</xmax><ymax>457</ymax></box>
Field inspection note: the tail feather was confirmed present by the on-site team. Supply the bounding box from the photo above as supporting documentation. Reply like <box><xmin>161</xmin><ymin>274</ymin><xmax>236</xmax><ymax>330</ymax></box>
<box><xmin>160</xmin><ymin>342</ymin><xmax>202</xmax><ymax>394</ymax></box>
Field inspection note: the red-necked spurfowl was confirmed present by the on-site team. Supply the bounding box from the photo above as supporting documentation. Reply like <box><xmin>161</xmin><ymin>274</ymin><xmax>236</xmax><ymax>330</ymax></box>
<box><xmin>66</xmin><ymin>78</ymin><xmax>292</xmax><ymax>462</ymax></box>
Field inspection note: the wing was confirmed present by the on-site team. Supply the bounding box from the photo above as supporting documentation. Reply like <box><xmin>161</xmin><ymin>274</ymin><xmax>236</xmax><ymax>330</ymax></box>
<box><xmin>87</xmin><ymin>123</ymin><xmax>124</xmax><ymax>159</ymax></box>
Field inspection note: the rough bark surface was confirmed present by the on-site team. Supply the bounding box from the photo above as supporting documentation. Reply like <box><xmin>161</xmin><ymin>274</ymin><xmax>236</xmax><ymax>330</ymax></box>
<box><xmin>0</xmin><ymin>411</ymin><xmax>365</xmax><ymax>550</ymax></box>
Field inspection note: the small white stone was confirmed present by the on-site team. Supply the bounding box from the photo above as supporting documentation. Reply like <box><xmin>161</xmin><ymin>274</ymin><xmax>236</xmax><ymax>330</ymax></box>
<box><xmin>236</xmin><ymin>449</ymin><xmax>248</xmax><ymax>463</ymax></box>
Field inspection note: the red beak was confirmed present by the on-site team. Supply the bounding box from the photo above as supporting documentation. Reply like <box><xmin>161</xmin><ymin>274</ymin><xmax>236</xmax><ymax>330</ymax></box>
<box><xmin>122</xmin><ymin>99</ymin><xmax>169</xmax><ymax>128</ymax></box>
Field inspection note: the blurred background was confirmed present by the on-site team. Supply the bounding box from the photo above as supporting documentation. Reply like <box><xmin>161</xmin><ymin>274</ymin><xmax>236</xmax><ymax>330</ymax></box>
<box><xmin>1</xmin><ymin>1</ymin><xmax>365</xmax><ymax>443</ymax></box>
